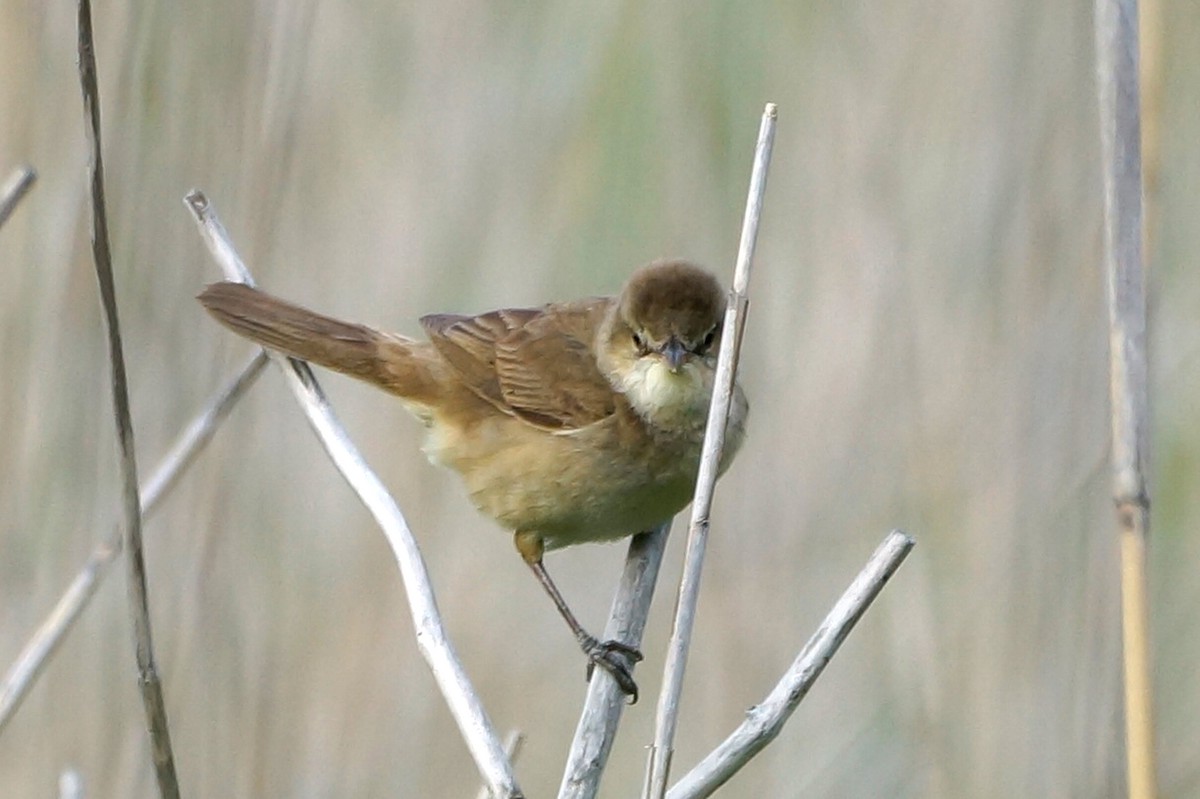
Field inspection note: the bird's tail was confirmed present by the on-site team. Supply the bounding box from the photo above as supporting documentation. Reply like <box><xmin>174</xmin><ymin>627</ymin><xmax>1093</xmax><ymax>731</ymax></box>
<box><xmin>198</xmin><ymin>281</ymin><xmax>442</xmax><ymax>403</ymax></box>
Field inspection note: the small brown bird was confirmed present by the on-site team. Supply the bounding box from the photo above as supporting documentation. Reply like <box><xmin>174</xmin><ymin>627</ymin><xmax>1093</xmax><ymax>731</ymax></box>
<box><xmin>199</xmin><ymin>259</ymin><xmax>748</xmax><ymax>700</ymax></box>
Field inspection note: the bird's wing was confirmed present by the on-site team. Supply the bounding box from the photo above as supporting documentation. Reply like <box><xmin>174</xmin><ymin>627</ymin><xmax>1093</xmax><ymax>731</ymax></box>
<box><xmin>420</xmin><ymin>298</ymin><xmax>616</xmax><ymax>430</ymax></box>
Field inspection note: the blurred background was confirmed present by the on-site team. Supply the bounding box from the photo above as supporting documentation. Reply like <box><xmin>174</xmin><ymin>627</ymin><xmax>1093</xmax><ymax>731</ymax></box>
<box><xmin>1</xmin><ymin>1</ymin><xmax>1198</xmax><ymax>796</ymax></box>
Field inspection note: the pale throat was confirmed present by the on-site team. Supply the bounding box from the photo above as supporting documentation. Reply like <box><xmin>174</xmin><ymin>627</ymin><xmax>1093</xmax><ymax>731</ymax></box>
<box><xmin>617</xmin><ymin>357</ymin><xmax>711</xmax><ymax>432</ymax></box>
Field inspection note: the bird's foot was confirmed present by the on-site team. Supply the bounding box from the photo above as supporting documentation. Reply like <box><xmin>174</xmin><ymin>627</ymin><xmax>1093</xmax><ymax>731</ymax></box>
<box><xmin>581</xmin><ymin>635</ymin><xmax>643</xmax><ymax>703</ymax></box>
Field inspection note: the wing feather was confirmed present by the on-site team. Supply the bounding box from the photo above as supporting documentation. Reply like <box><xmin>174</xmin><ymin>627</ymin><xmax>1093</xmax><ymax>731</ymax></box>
<box><xmin>420</xmin><ymin>299</ymin><xmax>615</xmax><ymax>430</ymax></box>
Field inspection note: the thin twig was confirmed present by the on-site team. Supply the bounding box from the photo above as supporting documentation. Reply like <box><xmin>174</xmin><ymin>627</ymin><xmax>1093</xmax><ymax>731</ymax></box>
<box><xmin>59</xmin><ymin>769</ymin><xmax>85</xmax><ymax>799</ymax></box>
<box><xmin>645</xmin><ymin>102</ymin><xmax>777</xmax><ymax>799</ymax></box>
<box><xmin>183</xmin><ymin>190</ymin><xmax>523</xmax><ymax>799</ymax></box>
<box><xmin>1094</xmin><ymin>1</ymin><xmax>1157</xmax><ymax>797</ymax></box>
<box><xmin>558</xmin><ymin>524</ymin><xmax>671</xmax><ymax>799</ymax></box>
<box><xmin>77</xmin><ymin>3</ymin><xmax>180</xmax><ymax>795</ymax></box>
<box><xmin>475</xmin><ymin>730</ymin><xmax>527</xmax><ymax>799</ymax></box>
<box><xmin>666</xmin><ymin>531</ymin><xmax>915</xmax><ymax>799</ymax></box>
<box><xmin>0</xmin><ymin>353</ymin><xmax>267</xmax><ymax>734</ymax></box>
<box><xmin>0</xmin><ymin>166</ymin><xmax>36</xmax><ymax>230</ymax></box>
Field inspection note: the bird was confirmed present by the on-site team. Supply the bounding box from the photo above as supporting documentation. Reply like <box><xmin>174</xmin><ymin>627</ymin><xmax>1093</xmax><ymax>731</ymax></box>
<box><xmin>198</xmin><ymin>259</ymin><xmax>748</xmax><ymax>701</ymax></box>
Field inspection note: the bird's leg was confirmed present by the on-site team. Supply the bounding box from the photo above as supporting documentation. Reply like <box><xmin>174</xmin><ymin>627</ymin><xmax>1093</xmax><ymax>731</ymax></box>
<box><xmin>514</xmin><ymin>530</ymin><xmax>643</xmax><ymax>702</ymax></box>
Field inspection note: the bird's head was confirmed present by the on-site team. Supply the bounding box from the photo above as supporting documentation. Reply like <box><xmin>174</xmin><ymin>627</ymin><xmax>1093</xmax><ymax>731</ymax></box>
<box><xmin>614</xmin><ymin>259</ymin><xmax>725</xmax><ymax>374</ymax></box>
<box><xmin>597</xmin><ymin>259</ymin><xmax>727</xmax><ymax>429</ymax></box>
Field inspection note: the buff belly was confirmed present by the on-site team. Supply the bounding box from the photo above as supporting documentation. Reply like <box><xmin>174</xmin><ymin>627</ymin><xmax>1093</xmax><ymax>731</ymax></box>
<box><xmin>424</xmin><ymin>412</ymin><xmax>704</xmax><ymax>548</ymax></box>
<box><xmin>418</xmin><ymin>358</ymin><xmax>746</xmax><ymax>549</ymax></box>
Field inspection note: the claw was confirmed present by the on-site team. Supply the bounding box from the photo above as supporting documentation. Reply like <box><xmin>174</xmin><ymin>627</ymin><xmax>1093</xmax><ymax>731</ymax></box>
<box><xmin>581</xmin><ymin>636</ymin><xmax>643</xmax><ymax>703</ymax></box>
<box><xmin>518</xmin><ymin>549</ymin><xmax>646</xmax><ymax>703</ymax></box>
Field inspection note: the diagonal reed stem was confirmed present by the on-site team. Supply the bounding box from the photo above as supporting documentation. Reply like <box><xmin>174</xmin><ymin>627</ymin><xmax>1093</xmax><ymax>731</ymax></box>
<box><xmin>184</xmin><ymin>190</ymin><xmax>523</xmax><ymax>798</ymax></box>
<box><xmin>666</xmin><ymin>531</ymin><xmax>914</xmax><ymax>799</ymax></box>
<box><xmin>0</xmin><ymin>166</ymin><xmax>37</xmax><ymax>230</ymax></box>
<box><xmin>77</xmin><ymin>1</ymin><xmax>180</xmax><ymax>794</ymax></box>
<box><xmin>559</xmin><ymin>524</ymin><xmax>671</xmax><ymax>798</ymax></box>
<box><xmin>644</xmin><ymin>102</ymin><xmax>777</xmax><ymax>799</ymax></box>
<box><xmin>0</xmin><ymin>354</ymin><xmax>267</xmax><ymax>734</ymax></box>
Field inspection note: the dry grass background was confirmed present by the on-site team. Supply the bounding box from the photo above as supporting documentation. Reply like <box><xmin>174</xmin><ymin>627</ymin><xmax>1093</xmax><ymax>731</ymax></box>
<box><xmin>2</xmin><ymin>1</ymin><xmax>1199</xmax><ymax>796</ymax></box>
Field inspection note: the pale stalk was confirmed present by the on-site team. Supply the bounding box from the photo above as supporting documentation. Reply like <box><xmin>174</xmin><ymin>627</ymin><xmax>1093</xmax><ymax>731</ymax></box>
<box><xmin>645</xmin><ymin>102</ymin><xmax>777</xmax><ymax>799</ymax></box>
<box><xmin>1094</xmin><ymin>1</ymin><xmax>1157</xmax><ymax>796</ymax></box>
<box><xmin>666</xmin><ymin>531</ymin><xmax>914</xmax><ymax>799</ymax></box>
<box><xmin>184</xmin><ymin>191</ymin><xmax>523</xmax><ymax>798</ymax></box>
<box><xmin>0</xmin><ymin>353</ymin><xmax>267</xmax><ymax>734</ymax></box>
<box><xmin>0</xmin><ymin>166</ymin><xmax>36</xmax><ymax>229</ymax></box>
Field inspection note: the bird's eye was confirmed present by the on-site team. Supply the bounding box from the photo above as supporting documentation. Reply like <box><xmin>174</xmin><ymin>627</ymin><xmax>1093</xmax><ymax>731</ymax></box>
<box><xmin>632</xmin><ymin>332</ymin><xmax>649</xmax><ymax>354</ymax></box>
<box><xmin>699</xmin><ymin>327</ymin><xmax>717</xmax><ymax>353</ymax></box>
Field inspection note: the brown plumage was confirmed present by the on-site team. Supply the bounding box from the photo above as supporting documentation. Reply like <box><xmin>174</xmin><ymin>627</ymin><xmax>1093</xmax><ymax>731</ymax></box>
<box><xmin>198</xmin><ymin>259</ymin><xmax>748</xmax><ymax>700</ymax></box>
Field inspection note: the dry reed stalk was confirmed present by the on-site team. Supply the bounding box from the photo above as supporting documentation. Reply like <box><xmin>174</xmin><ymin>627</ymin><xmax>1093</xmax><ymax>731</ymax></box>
<box><xmin>1094</xmin><ymin>0</ymin><xmax>1157</xmax><ymax>796</ymax></box>
<box><xmin>645</xmin><ymin>102</ymin><xmax>776</xmax><ymax>799</ymax></box>
<box><xmin>77</xmin><ymin>1</ymin><xmax>180</xmax><ymax>795</ymax></box>
<box><xmin>185</xmin><ymin>191</ymin><xmax>523</xmax><ymax>798</ymax></box>
<box><xmin>667</xmin><ymin>531</ymin><xmax>914</xmax><ymax>799</ymax></box>
<box><xmin>0</xmin><ymin>166</ymin><xmax>36</xmax><ymax>230</ymax></box>
<box><xmin>0</xmin><ymin>354</ymin><xmax>267</xmax><ymax>733</ymax></box>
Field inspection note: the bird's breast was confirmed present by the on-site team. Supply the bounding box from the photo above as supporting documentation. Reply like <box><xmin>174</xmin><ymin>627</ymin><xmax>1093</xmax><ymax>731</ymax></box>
<box><xmin>417</xmin><ymin>362</ymin><xmax>747</xmax><ymax>549</ymax></box>
<box><xmin>617</xmin><ymin>359</ymin><xmax>712</xmax><ymax>436</ymax></box>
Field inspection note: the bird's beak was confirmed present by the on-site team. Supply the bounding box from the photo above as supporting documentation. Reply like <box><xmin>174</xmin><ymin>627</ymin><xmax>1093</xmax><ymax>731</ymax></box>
<box><xmin>660</xmin><ymin>337</ymin><xmax>687</xmax><ymax>372</ymax></box>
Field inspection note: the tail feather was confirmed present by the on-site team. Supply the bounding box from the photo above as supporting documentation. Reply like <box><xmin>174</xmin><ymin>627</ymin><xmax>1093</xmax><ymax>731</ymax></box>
<box><xmin>198</xmin><ymin>282</ymin><xmax>440</xmax><ymax>403</ymax></box>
